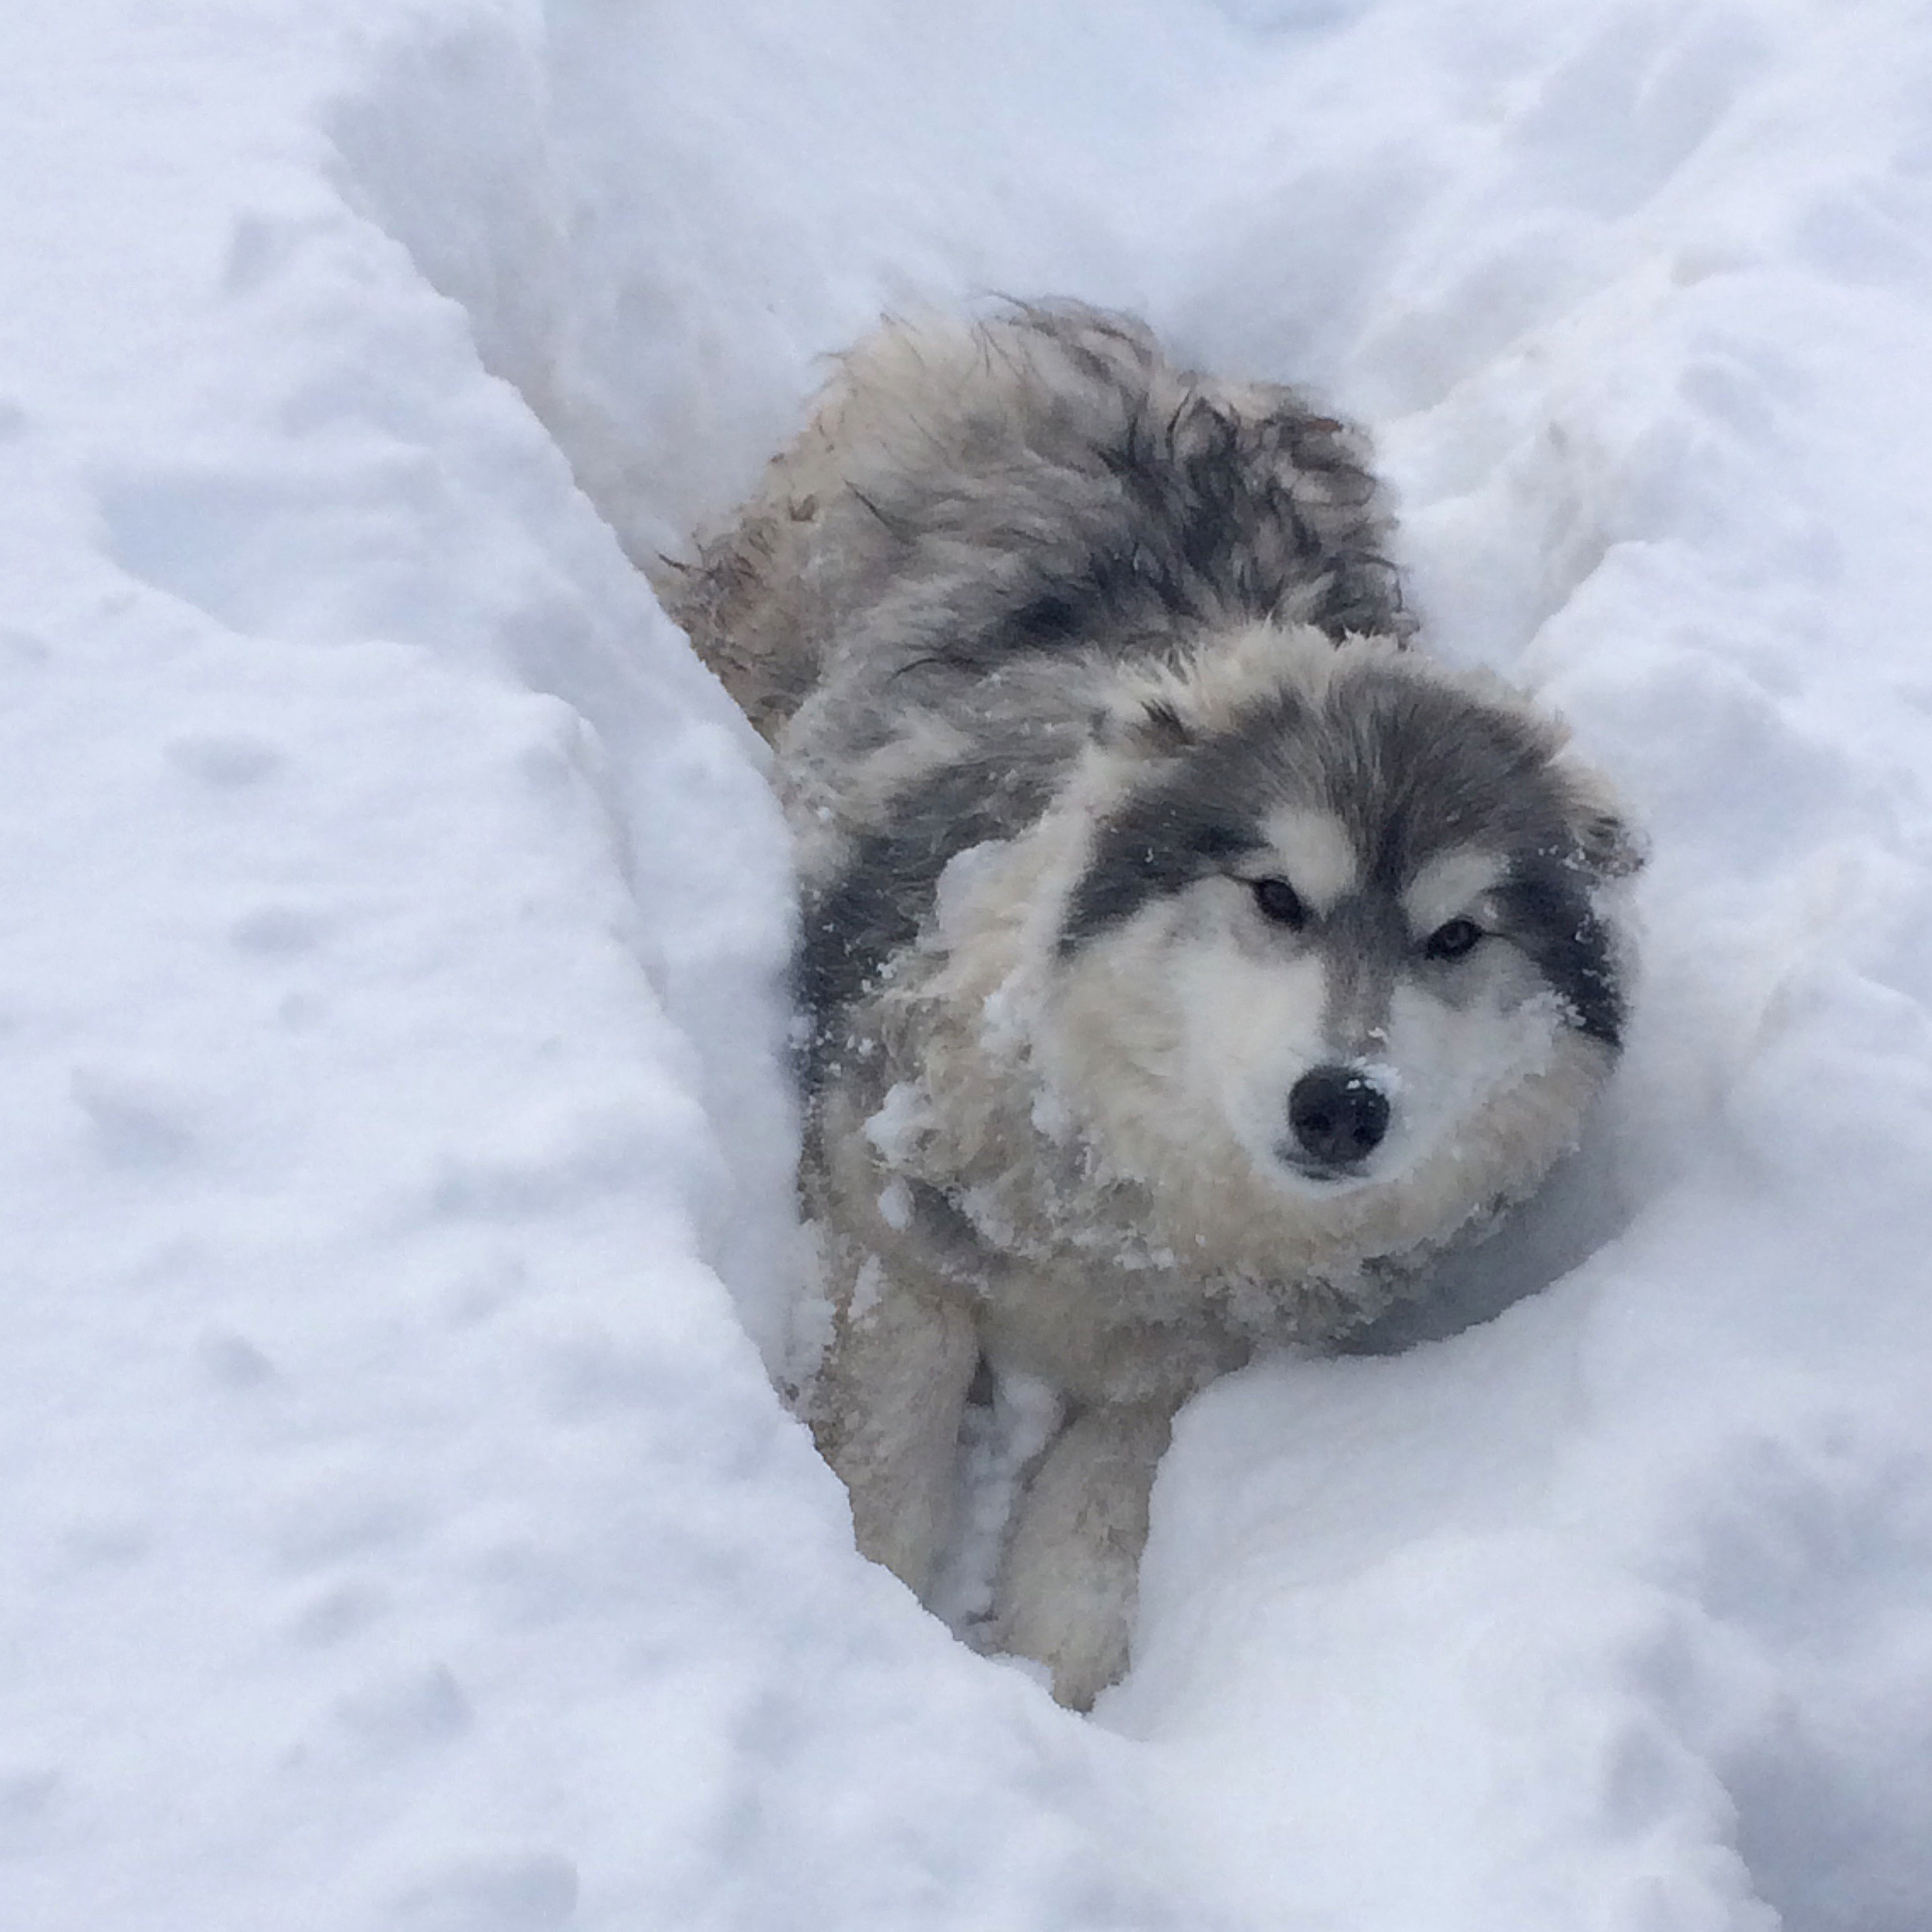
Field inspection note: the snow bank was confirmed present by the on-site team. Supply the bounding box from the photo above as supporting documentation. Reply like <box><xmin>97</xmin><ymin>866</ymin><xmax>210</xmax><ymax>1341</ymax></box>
<box><xmin>6</xmin><ymin>0</ymin><xmax>1932</xmax><ymax>1927</ymax></box>
<box><xmin>0</xmin><ymin>6</ymin><xmax>1184</xmax><ymax>1928</ymax></box>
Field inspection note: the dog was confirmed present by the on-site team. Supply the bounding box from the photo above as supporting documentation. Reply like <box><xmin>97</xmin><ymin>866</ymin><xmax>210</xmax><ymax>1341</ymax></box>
<box><xmin>665</xmin><ymin>302</ymin><xmax>1642</xmax><ymax>1709</ymax></box>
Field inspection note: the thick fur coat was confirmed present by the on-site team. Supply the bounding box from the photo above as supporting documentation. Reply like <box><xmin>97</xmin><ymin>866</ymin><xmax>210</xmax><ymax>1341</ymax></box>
<box><xmin>665</xmin><ymin>303</ymin><xmax>1640</xmax><ymax>1708</ymax></box>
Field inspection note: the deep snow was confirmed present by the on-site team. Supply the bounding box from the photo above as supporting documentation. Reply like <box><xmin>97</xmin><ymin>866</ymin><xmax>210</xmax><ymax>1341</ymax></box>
<box><xmin>5</xmin><ymin>2</ymin><xmax>1932</xmax><ymax>1928</ymax></box>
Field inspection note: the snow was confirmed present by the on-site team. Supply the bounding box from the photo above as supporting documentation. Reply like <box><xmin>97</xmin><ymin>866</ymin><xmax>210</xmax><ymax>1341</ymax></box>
<box><xmin>5</xmin><ymin>0</ymin><xmax>1932</xmax><ymax>1927</ymax></box>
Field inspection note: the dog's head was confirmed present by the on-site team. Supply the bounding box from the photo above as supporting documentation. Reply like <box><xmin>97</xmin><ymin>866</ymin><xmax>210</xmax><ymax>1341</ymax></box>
<box><xmin>1032</xmin><ymin>626</ymin><xmax>1642</xmax><ymax>1256</ymax></box>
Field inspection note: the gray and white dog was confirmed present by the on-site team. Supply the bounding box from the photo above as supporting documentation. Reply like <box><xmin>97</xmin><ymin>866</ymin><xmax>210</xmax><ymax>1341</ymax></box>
<box><xmin>667</xmin><ymin>302</ymin><xmax>1641</xmax><ymax>1709</ymax></box>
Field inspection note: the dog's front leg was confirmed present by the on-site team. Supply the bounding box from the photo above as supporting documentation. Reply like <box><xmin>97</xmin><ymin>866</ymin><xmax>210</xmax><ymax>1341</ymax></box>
<box><xmin>810</xmin><ymin>1265</ymin><xmax>979</xmax><ymax>1601</ymax></box>
<box><xmin>991</xmin><ymin>1400</ymin><xmax>1174</xmax><ymax>1710</ymax></box>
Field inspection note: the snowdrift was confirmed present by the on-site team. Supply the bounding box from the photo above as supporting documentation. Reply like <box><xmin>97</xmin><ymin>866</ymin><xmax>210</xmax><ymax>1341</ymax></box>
<box><xmin>6</xmin><ymin>2</ymin><xmax>1931</xmax><ymax>1928</ymax></box>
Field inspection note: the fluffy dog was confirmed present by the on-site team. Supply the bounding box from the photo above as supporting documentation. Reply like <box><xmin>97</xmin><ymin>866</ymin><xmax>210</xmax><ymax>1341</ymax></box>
<box><xmin>666</xmin><ymin>302</ymin><xmax>1641</xmax><ymax>1709</ymax></box>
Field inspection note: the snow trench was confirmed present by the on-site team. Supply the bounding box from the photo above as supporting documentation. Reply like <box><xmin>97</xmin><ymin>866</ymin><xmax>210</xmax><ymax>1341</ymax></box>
<box><xmin>11</xmin><ymin>1</ymin><xmax>1932</xmax><ymax>1928</ymax></box>
<box><xmin>323</xmin><ymin>5</ymin><xmax>1932</xmax><ymax>1928</ymax></box>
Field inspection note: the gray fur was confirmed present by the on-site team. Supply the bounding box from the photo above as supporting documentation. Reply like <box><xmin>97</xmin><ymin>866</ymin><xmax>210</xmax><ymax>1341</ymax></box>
<box><xmin>670</xmin><ymin>300</ymin><xmax>1410</xmax><ymax>740</ymax></box>
<box><xmin>661</xmin><ymin>301</ymin><xmax>1642</xmax><ymax>1710</ymax></box>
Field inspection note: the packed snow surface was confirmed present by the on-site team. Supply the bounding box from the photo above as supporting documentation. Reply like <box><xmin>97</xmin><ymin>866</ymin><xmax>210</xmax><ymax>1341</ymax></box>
<box><xmin>6</xmin><ymin>1</ymin><xmax>1932</xmax><ymax>1927</ymax></box>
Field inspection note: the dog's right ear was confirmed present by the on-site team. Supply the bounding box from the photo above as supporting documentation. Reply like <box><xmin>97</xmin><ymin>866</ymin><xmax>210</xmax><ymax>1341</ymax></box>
<box><xmin>1553</xmin><ymin>756</ymin><xmax>1647</xmax><ymax>881</ymax></box>
<box><xmin>1575</xmin><ymin>804</ymin><xmax>1646</xmax><ymax>880</ymax></box>
<box><xmin>1090</xmin><ymin>695</ymin><xmax>1195</xmax><ymax>758</ymax></box>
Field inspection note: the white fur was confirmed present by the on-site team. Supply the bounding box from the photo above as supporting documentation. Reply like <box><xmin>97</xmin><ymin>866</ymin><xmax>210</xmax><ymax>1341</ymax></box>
<box><xmin>1256</xmin><ymin>807</ymin><xmax>1360</xmax><ymax>912</ymax></box>
<box><xmin>1402</xmin><ymin>848</ymin><xmax>1508</xmax><ymax>934</ymax></box>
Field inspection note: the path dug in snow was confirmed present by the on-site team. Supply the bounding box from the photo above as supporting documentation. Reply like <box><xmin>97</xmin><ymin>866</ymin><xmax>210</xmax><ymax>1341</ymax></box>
<box><xmin>5</xmin><ymin>1</ymin><xmax>1932</xmax><ymax>1929</ymax></box>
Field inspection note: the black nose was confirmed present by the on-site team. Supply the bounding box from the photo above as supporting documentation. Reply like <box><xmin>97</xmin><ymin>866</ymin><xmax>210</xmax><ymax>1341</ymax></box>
<box><xmin>1288</xmin><ymin>1065</ymin><xmax>1391</xmax><ymax>1166</ymax></box>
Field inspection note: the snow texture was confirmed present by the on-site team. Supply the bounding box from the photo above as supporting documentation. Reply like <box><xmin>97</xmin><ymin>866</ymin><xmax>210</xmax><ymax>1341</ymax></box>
<box><xmin>5</xmin><ymin>0</ymin><xmax>1932</xmax><ymax>1927</ymax></box>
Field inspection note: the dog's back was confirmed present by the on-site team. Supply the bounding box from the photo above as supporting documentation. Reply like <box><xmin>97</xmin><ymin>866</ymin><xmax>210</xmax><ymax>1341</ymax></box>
<box><xmin>662</xmin><ymin>302</ymin><xmax>1410</xmax><ymax>745</ymax></box>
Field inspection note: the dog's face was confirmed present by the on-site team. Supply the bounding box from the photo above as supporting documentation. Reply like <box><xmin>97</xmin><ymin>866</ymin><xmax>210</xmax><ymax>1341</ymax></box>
<box><xmin>1039</xmin><ymin>633</ymin><xmax>1640</xmax><ymax>1232</ymax></box>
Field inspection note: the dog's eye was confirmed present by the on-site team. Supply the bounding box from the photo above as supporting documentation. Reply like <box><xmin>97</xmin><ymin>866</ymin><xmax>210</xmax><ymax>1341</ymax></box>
<box><xmin>1252</xmin><ymin>878</ymin><xmax>1308</xmax><ymax>929</ymax></box>
<box><xmin>1424</xmin><ymin>916</ymin><xmax>1483</xmax><ymax>960</ymax></box>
